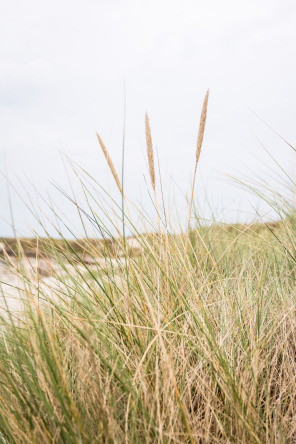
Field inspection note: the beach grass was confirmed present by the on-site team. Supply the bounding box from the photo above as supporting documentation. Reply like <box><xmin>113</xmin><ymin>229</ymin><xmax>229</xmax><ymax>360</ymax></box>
<box><xmin>0</xmin><ymin>98</ymin><xmax>296</xmax><ymax>443</ymax></box>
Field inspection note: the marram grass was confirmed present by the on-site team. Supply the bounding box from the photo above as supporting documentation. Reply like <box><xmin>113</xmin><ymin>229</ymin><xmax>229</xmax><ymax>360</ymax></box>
<box><xmin>1</xmin><ymin>102</ymin><xmax>296</xmax><ymax>443</ymax></box>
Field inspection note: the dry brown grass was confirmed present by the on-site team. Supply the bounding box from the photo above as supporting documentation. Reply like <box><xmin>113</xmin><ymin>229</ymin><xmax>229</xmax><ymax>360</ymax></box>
<box><xmin>1</xmin><ymin>220</ymin><xmax>296</xmax><ymax>443</ymax></box>
<box><xmin>1</xmin><ymin>97</ymin><xmax>295</xmax><ymax>443</ymax></box>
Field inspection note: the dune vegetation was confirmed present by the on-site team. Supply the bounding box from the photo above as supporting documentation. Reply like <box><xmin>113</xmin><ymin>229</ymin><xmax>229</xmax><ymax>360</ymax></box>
<box><xmin>1</xmin><ymin>92</ymin><xmax>296</xmax><ymax>443</ymax></box>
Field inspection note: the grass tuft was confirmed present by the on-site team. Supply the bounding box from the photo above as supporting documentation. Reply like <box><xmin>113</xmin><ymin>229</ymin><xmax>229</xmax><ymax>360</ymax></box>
<box><xmin>0</xmin><ymin>101</ymin><xmax>296</xmax><ymax>443</ymax></box>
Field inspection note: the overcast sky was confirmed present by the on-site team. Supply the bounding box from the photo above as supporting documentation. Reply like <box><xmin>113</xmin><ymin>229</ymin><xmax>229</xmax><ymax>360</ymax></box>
<box><xmin>1</xmin><ymin>0</ymin><xmax>296</xmax><ymax>237</ymax></box>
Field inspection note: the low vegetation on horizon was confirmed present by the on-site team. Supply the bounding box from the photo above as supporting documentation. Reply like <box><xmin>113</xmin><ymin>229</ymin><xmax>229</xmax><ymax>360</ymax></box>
<box><xmin>1</xmin><ymin>92</ymin><xmax>296</xmax><ymax>443</ymax></box>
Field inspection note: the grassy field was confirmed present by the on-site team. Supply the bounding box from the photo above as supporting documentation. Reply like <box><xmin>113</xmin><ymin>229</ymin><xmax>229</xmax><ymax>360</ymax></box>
<box><xmin>1</xmin><ymin>96</ymin><xmax>296</xmax><ymax>443</ymax></box>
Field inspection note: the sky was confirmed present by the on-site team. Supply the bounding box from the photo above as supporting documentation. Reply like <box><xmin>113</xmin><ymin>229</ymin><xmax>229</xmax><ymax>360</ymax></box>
<box><xmin>1</xmin><ymin>0</ymin><xmax>296</xmax><ymax>237</ymax></box>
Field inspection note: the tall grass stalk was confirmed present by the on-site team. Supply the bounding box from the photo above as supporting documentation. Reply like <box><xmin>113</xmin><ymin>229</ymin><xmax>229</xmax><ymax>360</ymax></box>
<box><xmin>180</xmin><ymin>89</ymin><xmax>209</xmax><ymax>295</ymax></box>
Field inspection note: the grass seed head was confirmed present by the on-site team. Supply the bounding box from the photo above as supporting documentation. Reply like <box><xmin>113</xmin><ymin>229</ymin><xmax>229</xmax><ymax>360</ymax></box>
<box><xmin>145</xmin><ymin>113</ymin><xmax>156</xmax><ymax>192</ymax></box>
<box><xmin>97</xmin><ymin>132</ymin><xmax>122</xmax><ymax>193</ymax></box>
<box><xmin>196</xmin><ymin>89</ymin><xmax>209</xmax><ymax>163</ymax></box>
